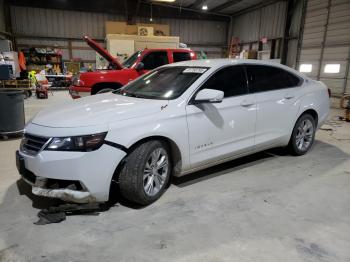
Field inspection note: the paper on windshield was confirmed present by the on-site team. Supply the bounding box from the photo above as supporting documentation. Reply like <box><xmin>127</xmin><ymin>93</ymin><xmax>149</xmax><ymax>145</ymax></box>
<box><xmin>183</xmin><ymin>68</ymin><xmax>207</xmax><ymax>74</ymax></box>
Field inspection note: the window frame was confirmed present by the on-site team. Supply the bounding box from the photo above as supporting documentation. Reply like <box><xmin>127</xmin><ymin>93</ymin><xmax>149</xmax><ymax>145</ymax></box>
<box><xmin>141</xmin><ymin>51</ymin><xmax>169</xmax><ymax>70</ymax></box>
<box><xmin>245</xmin><ymin>64</ymin><xmax>304</xmax><ymax>94</ymax></box>
<box><xmin>172</xmin><ymin>51</ymin><xmax>192</xmax><ymax>63</ymax></box>
<box><xmin>188</xmin><ymin>64</ymin><xmax>250</xmax><ymax>105</ymax></box>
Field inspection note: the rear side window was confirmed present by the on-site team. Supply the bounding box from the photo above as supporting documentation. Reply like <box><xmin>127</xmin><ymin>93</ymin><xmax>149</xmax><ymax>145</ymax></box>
<box><xmin>246</xmin><ymin>65</ymin><xmax>301</xmax><ymax>92</ymax></box>
<box><xmin>200</xmin><ymin>65</ymin><xmax>248</xmax><ymax>98</ymax></box>
<box><xmin>173</xmin><ymin>52</ymin><xmax>191</xmax><ymax>62</ymax></box>
<box><xmin>142</xmin><ymin>51</ymin><xmax>169</xmax><ymax>70</ymax></box>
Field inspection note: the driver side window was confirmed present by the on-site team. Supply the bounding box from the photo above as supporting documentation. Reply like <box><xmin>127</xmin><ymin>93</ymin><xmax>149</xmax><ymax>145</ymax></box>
<box><xmin>142</xmin><ymin>51</ymin><xmax>169</xmax><ymax>70</ymax></box>
<box><xmin>200</xmin><ymin>65</ymin><xmax>248</xmax><ymax>98</ymax></box>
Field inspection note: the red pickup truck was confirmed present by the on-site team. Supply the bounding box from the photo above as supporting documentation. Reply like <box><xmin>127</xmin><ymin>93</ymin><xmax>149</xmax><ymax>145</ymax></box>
<box><xmin>69</xmin><ymin>36</ymin><xmax>196</xmax><ymax>99</ymax></box>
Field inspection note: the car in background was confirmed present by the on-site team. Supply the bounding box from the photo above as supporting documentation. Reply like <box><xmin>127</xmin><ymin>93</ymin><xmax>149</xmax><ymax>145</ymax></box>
<box><xmin>69</xmin><ymin>36</ymin><xmax>196</xmax><ymax>99</ymax></box>
<box><xmin>17</xmin><ymin>59</ymin><xmax>330</xmax><ymax>205</ymax></box>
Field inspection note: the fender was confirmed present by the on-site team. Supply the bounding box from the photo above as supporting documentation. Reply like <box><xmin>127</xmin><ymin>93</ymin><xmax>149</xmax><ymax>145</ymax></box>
<box><xmin>106</xmin><ymin>109</ymin><xmax>191</xmax><ymax>173</ymax></box>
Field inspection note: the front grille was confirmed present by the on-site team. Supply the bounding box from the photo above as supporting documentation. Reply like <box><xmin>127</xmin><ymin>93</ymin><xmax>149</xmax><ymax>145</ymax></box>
<box><xmin>21</xmin><ymin>134</ymin><xmax>50</xmax><ymax>156</ymax></box>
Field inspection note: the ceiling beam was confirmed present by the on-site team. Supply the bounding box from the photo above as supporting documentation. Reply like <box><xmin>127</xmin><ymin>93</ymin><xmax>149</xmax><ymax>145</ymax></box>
<box><xmin>8</xmin><ymin>0</ymin><xmax>230</xmax><ymax>21</ymax></box>
<box><xmin>231</xmin><ymin>0</ymin><xmax>286</xmax><ymax>16</ymax></box>
<box><xmin>187</xmin><ymin>0</ymin><xmax>204</xmax><ymax>9</ymax></box>
<box><xmin>210</xmin><ymin>0</ymin><xmax>243</xmax><ymax>12</ymax></box>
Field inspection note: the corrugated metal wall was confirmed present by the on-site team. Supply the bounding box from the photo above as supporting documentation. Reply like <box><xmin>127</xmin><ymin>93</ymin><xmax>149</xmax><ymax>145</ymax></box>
<box><xmin>10</xmin><ymin>6</ymin><xmax>228</xmax><ymax>62</ymax></box>
<box><xmin>10</xmin><ymin>6</ymin><xmax>125</xmax><ymax>39</ymax></box>
<box><xmin>0</xmin><ymin>0</ymin><xmax>5</xmax><ymax>33</ymax></box>
<box><xmin>231</xmin><ymin>1</ymin><xmax>287</xmax><ymax>43</ymax></box>
<box><xmin>297</xmin><ymin>0</ymin><xmax>350</xmax><ymax>95</ymax></box>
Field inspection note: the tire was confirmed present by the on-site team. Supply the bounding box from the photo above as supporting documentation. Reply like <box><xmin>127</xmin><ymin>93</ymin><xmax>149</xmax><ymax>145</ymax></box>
<box><xmin>96</xmin><ymin>88</ymin><xmax>114</xmax><ymax>94</ymax></box>
<box><xmin>288</xmin><ymin>113</ymin><xmax>316</xmax><ymax>156</ymax></box>
<box><xmin>119</xmin><ymin>140</ymin><xmax>172</xmax><ymax>205</ymax></box>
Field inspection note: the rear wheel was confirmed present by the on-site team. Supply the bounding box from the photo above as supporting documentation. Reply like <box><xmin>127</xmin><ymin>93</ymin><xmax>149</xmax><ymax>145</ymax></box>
<box><xmin>119</xmin><ymin>140</ymin><xmax>171</xmax><ymax>205</ymax></box>
<box><xmin>288</xmin><ymin>113</ymin><xmax>316</xmax><ymax>155</ymax></box>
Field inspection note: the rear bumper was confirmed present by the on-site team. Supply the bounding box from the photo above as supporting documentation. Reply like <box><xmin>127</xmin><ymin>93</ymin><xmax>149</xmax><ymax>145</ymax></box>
<box><xmin>69</xmin><ymin>85</ymin><xmax>91</xmax><ymax>99</ymax></box>
<box><xmin>17</xmin><ymin>144</ymin><xmax>127</xmax><ymax>203</ymax></box>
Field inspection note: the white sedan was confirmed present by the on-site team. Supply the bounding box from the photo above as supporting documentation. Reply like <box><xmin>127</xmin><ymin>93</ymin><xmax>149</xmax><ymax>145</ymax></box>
<box><xmin>16</xmin><ymin>59</ymin><xmax>330</xmax><ymax>205</ymax></box>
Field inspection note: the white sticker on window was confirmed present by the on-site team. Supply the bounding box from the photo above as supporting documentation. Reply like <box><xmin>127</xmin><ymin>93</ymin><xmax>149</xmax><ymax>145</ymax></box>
<box><xmin>183</xmin><ymin>68</ymin><xmax>207</xmax><ymax>74</ymax></box>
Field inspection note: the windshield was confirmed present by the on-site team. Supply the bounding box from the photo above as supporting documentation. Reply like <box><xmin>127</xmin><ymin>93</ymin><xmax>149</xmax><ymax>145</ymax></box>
<box><xmin>122</xmin><ymin>51</ymin><xmax>142</xmax><ymax>68</ymax></box>
<box><xmin>114</xmin><ymin>66</ymin><xmax>208</xmax><ymax>100</ymax></box>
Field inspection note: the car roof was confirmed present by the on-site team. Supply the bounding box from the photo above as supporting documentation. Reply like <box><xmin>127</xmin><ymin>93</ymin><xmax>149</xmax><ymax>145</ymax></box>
<box><xmin>166</xmin><ymin>59</ymin><xmax>302</xmax><ymax>76</ymax></box>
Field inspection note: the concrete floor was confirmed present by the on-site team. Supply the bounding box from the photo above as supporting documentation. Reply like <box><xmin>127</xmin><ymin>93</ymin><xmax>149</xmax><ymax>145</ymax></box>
<box><xmin>0</xmin><ymin>91</ymin><xmax>349</xmax><ymax>262</ymax></box>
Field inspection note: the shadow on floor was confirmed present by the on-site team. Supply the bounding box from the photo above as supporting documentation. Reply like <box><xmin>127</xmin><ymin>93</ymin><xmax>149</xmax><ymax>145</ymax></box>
<box><xmin>172</xmin><ymin>147</ymin><xmax>287</xmax><ymax>188</ymax></box>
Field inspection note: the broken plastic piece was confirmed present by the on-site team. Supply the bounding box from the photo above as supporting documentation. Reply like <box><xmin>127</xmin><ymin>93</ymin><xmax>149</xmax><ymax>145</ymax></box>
<box><xmin>32</xmin><ymin>187</ymin><xmax>95</xmax><ymax>203</ymax></box>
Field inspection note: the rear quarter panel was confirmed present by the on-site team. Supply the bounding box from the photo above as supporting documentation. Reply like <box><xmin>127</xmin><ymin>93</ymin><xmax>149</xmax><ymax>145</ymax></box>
<box><xmin>297</xmin><ymin>79</ymin><xmax>330</xmax><ymax>128</ymax></box>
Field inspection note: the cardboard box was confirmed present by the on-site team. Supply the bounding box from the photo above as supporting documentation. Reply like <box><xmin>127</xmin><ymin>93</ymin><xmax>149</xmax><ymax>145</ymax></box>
<box><xmin>105</xmin><ymin>21</ymin><xmax>127</xmax><ymax>35</ymax></box>
<box><xmin>105</xmin><ymin>21</ymin><xmax>170</xmax><ymax>36</ymax></box>
<box><xmin>138</xmin><ymin>26</ymin><xmax>154</xmax><ymax>36</ymax></box>
<box><xmin>137</xmin><ymin>23</ymin><xmax>169</xmax><ymax>36</ymax></box>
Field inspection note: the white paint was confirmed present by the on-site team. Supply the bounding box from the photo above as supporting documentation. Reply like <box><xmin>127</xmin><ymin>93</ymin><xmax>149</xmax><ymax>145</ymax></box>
<box><xmin>19</xmin><ymin>59</ymin><xmax>330</xmax><ymax>202</ymax></box>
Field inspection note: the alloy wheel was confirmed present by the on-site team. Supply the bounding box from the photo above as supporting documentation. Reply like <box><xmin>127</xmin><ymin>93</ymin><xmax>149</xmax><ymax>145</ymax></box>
<box><xmin>143</xmin><ymin>148</ymin><xmax>169</xmax><ymax>196</ymax></box>
<box><xmin>295</xmin><ymin>119</ymin><xmax>314</xmax><ymax>152</ymax></box>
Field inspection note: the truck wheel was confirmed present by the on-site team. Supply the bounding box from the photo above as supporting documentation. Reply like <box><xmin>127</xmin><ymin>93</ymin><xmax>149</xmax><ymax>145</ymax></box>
<box><xmin>119</xmin><ymin>140</ymin><xmax>171</xmax><ymax>205</ymax></box>
<box><xmin>288</xmin><ymin>113</ymin><xmax>316</xmax><ymax>156</ymax></box>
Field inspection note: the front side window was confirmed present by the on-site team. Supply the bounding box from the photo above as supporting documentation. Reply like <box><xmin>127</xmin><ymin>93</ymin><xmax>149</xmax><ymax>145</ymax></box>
<box><xmin>142</xmin><ymin>51</ymin><xmax>169</xmax><ymax>70</ymax></box>
<box><xmin>173</xmin><ymin>52</ymin><xmax>191</xmax><ymax>62</ymax></box>
<box><xmin>199</xmin><ymin>65</ymin><xmax>248</xmax><ymax>98</ymax></box>
<box><xmin>114</xmin><ymin>66</ymin><xmax>207</xmax><ymax>100</ymax></box>
<box><xmin>246</xmin><ymin>65</ymin><xmax>301</xmax><ymax>92</ymax></box>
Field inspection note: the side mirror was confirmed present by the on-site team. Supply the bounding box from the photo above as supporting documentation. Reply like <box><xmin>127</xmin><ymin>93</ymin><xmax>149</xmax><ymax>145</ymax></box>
<box><xmin>194</xmin><ymin>89</ymin><xmax>224</xmax><ymax>104</ymax></box>
<box><xmin>135</xmin><ymin>62</ymin><xmax>144</xmax><ymax>71</ymax></box>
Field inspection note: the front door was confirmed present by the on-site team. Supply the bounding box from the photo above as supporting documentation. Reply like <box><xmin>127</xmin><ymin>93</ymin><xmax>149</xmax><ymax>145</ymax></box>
<box><xmin>138</xmin><ymin>51</ymin><xmax>170</xmax><ymax>75</ymax></box>
<box><xmin>186</xmin><ymin>65</ymin><xmax>257</xmax><ymax>169</ymax></box>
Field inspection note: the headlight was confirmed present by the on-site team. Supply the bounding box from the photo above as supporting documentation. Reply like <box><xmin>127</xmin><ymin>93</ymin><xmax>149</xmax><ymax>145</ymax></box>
<box><xmin>72</xmin><ymin>74</ymin><xmax>84</xmax><ymax>86</ymax></box>
<box><xmin>45</xmin><ymin>132</ymin><xmax>107</xmax><ymax>152</ymax></box>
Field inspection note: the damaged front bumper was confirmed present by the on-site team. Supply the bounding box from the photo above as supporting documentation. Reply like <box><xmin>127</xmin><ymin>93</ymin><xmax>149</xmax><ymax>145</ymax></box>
<box><xmin>32</xmin><ymin>187</ymin><xmax>94</xmax><ymax>203</ymax></box>
<box><xmin>30</xmin><ymin>177</ymin><xmax>96</xmax><ymax>204</ymax></box>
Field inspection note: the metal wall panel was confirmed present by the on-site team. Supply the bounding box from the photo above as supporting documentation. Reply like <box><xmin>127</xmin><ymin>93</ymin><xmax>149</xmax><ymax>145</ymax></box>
<box><xmin>231</xmin><ymin>1</ymin><xmax>287</xmax><ymax>43</ymax></box>
<box><xmin>0</xmin><ymin>0</ymin><xmax>5</xmax><ymax>33</ymax></box>
<box><xmin>10</xmin><ymin>6</ymin><xmax>125</xmax><ymax>39</ymax></box>
<box><xmin>10</xmin><ymin>6</ymin><xmax>228</xmax><ymax>59</ymax></box>
<box><xmin>297</xmin><ymin>0</ymin><xmax>350</xmax><ymax>95</ymax></box>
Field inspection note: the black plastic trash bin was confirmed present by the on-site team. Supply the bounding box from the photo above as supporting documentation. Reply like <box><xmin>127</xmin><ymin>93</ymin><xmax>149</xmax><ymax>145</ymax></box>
<box><xmin>0</xmin><ymin>89</ymin><xmax>25</xmax><ymax>136</ymax></box>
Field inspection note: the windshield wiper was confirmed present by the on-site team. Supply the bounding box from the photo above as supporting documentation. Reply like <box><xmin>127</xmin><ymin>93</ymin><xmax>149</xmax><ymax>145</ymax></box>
<box><xmin>114</xmin><ymin>90</ymin><xmax>148</xmax><ymax>99</ymax></box>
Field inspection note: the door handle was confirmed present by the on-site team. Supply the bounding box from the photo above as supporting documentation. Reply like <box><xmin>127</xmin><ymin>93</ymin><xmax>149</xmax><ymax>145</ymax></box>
<box><xmin>284</xmin><ymin>94</ymin><xmax>294</xmax><ymax>99</ymax></box>
<box><xmin>240</xmin><ymin>100</ymin><xmax>254</xmax><ymax>107</ymax></box>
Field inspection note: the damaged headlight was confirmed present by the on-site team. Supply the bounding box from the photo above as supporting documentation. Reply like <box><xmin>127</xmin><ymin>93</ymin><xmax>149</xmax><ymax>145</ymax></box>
<box><xmin>45</xmin><ymin>132</ymin><xmax>107</xmax><ymax>152</ymax></box>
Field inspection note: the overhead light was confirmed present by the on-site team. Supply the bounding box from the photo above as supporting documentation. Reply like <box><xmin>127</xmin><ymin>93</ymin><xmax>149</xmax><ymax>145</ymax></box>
<box><xmin>202</xmin><ymin>5</ymin><xmax>208</xmax><ymax>10</ymax></box>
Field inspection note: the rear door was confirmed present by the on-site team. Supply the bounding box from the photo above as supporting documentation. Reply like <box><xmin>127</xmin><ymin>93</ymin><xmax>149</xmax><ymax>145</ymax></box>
<box><xmin>246</xmin><ymin>64</ymin><xmax>303</xmax><ymax>149</ymax></box>
<box><xmin>186</xmin><ymin>65</ymin><xmax>256</xmax><ymax>168</ymax></box>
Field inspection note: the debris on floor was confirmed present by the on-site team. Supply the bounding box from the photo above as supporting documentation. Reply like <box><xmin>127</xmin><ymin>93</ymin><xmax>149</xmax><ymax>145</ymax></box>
<box><xmin>34</xmin><ymin>203</ymin><xmax>111</xmax><ymax>225</ymax></box>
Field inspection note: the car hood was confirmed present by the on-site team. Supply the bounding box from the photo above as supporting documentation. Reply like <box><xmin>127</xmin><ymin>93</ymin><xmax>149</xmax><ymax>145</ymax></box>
<box><xmin>84</xmin><ymin>36</ymin><xmax>123</xmax><ymax>70</ymax></box>
<box><xmin>32</xmin><ymin>93</ymin><xmax>168</xmax><ymax>128</ymax></box>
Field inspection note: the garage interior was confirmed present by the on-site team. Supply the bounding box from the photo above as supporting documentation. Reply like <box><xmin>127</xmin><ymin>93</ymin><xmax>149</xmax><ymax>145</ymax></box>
<box><xmin>0</xmin><ymin>0</ymin><xmax>350</xmax><ymax>261</ymax></box>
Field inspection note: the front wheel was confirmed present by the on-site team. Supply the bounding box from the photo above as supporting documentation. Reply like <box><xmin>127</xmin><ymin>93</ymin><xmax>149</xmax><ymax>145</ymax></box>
<box><xmin>119</xmin><ymin>140</ymin><xmax>171</xmax><ymax>205</ymax></box>
<box><xmin>288</xmin><ymin>113</ymin><xmax>316</xmax><ymax>155</ymax></box>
